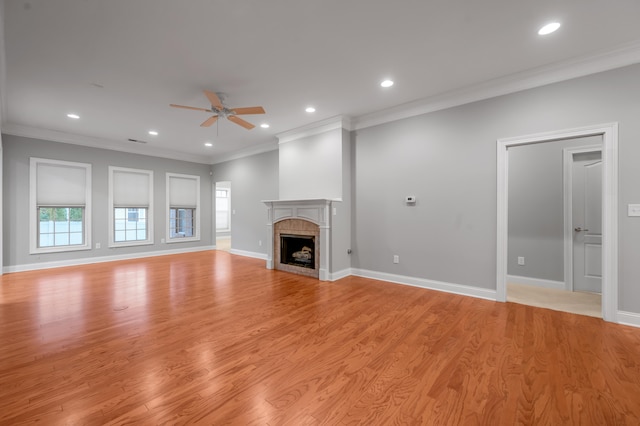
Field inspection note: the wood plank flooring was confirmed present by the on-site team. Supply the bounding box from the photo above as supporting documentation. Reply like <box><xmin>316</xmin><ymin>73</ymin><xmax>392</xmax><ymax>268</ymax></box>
<box><xmin>1</xmin><ymin>250</ymin><xmax>639</xmax><ymax>425</ymax></box>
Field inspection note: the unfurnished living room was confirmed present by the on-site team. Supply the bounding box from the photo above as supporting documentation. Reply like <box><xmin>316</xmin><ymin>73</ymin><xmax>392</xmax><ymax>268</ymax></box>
<box><xmin>2</xmin><ymin>1</ymin><xmax>640</xmax><ymax>424</ymax></box>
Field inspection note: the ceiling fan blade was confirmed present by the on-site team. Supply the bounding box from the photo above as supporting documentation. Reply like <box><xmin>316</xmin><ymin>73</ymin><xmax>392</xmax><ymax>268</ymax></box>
<box><xmin>204</xmin><ymin>90</ymin><xmax>224</xmax><ymax>109</ymax></box>
<box><xmin>200</xmin><ymin>116</ymin><xmax>219</xmax><ymax>127</ymax></box>
<box><xmin>231</xmin><ymin>106</ymin><xmax>265</xmax><ymax>115</ymax></box>
<box><xmin>228</xmin><ymin>115</ymin><xmax>255</xmax><ymax>130</ymax></box>
<box><xmin>170</xmin><ymin>104</ymin><xmax>212</xmax><ymax>113</ymax></box>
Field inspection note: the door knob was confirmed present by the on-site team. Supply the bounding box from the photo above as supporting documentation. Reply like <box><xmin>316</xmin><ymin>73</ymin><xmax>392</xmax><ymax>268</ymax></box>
<box><xmin>574</xmin><ymin>227</ymin><xmax>589</xmax><ymax>232</ymax></box>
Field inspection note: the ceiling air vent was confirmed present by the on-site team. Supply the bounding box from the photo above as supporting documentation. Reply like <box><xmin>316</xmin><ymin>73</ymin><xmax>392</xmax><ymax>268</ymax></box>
<box><xmin>127</xmin><ymin>138</ymin><xmax>148</xmax><ymax>144</ymax></box>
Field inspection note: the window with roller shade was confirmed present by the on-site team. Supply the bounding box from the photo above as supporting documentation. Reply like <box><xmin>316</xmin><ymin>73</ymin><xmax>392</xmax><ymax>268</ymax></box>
<box><xmin>166</xmin><ymin>173</ymin><xmax>200</xmax><ymax>242</ymax></box>
<box><xmin>30</xmin><ymin>158</ymin><xmax>92</xmax><ymax>254</ymax></box>
<box><xmin>109</xmin><ymin>166</ymin><xmax>154</xmax><ymax>247</ymax></box>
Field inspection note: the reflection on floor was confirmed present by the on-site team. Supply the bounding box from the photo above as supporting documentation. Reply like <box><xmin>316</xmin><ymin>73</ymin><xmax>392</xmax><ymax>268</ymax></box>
<box><xmin>507</xmin><ymin>282</ymin><xmax>602</xmax><ymax>318</ymax></box>
<box><xmin>216</xmin><ymin>236</ymin><xmax>231</xmax><ymax>252</ymax></box>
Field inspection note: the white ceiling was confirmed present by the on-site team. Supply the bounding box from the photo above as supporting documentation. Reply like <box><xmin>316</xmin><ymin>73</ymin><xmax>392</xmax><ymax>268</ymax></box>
<box><xmin>3</xmin><ymin>0</ymin><xmax>640</xmax><ymax>164</ymax></box>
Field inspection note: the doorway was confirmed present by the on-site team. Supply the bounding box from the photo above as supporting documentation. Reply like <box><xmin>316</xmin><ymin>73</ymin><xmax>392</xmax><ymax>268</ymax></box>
<box><xmin>497</xmin><ymin>123</ymin><xmax>619</xmax><ymax>322</ymax></box>
<box><xmin>215</xmin><ymin>181</ymin><xmax>231</xmax><ymax>252</ymax></box>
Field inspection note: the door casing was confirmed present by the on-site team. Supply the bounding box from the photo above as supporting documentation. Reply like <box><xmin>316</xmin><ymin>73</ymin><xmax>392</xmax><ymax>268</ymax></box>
<box><xmin>497</xmin><ymin>123</ymin><xmax>618</xmax><ymax>322</ymax></box>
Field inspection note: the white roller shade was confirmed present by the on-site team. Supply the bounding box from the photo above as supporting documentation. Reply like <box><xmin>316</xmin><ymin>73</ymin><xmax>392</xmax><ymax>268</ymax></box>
<box><xmin>169</xmin><ymin>175</ymin><xmax>198</xmax><ymax>208</ymax></box>
<box><xmin>112</xmin><ymin>168</ymin><xmax>151</xmax><ymax>207</ymax></box>
<box><xmin>37</xmin><ymin>162</ymin><xmax>87</xmax><ymax>206</ymax></box>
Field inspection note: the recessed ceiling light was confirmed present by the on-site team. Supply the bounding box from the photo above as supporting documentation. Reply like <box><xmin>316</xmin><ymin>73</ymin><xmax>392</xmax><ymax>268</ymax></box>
<box><xmin>538</xmin><ymin>22</ymin><xmax>561</xmax><ymax>35</ymax></box>
<box><xmin>260</xmin><ymin>123</ymin><xmax>270</xmax><ymax>129</ymax></box>
<box><xmin>148</xmin><ymin>130</ymin><xmax>158</xmax><ymax>136</ymax></box>
<box><xmin>305</xmin><ymin>106</ymin><xmax>316</xmax><ymax>113</ymax></box>
<box><xmin>380</xmin><ymin>79</ymin><xmax>394</xmax><ymax>88</ymax></box>
<box><xmin>204</xmin><ymin>142</ymin><xmax>213</xmax><ymax>147</ymax></box>
<box><xmin>66</xmin><ymin>113</ymin><xmax>80</xmax><ymax>119</ymax></box>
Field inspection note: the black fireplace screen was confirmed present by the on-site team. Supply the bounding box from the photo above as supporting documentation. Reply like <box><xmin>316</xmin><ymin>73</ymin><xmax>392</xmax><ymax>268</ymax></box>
<box><xmin>280</xmin><ymin>234</ymin><xmax>315</xmax><ymax>269</ymax></box>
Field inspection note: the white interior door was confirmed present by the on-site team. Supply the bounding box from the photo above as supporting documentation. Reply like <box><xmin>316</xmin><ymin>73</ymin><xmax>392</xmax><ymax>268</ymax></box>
<box><xmin>572</xmin><ymin>151</ymin><xmax>602</xmax><ymax>293</ymax></box>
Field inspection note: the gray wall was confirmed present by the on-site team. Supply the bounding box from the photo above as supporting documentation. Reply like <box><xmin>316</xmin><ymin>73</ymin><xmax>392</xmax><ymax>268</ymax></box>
<box><xmin>507</xmin><ymin>136</ymin><xmax>601</xmax><ymax>282</ymax></box>
<box><xmin>2</xmin><ymin>135</ymin><xmax>213</xmax><ymax>268</ymax></box>
<box><xmin>352</xmin><ymin>63</ymin><xmax>640</xmax><ymax>313</ymax></box>
<box><xmin>211</xmin><ymin>150</ymin><xmax>278</xmax><ymax>254</ymax></box>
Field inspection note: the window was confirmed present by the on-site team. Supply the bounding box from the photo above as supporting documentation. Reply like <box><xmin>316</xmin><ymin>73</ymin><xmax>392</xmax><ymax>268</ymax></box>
<box><xmin>166</xmin><ymin>173</ymin><xmax>200</xmax><ymax>242</ymax></box>
<box><xmin>216</xmin><ymin>188</ymin><xmax>230</xmax><ymax>231</ymax></box>
<box><xmin>30</xmin><ymin>158</ymin><xmax>92</xmax><ymax>254</ymax></box>
<box><xmin>109</xmin><ymin>167</ymin><xmax>153</xmax><ymax>247</ymax></box>
<box><xmin>169</xmin><ymin>208</ymin><xmax>195</xmax><ymax>238</ymax></box>
<box><xmin>114</xmin><ymin>207</ymin><xmax>147</xmax><ymax>242</ymax></box>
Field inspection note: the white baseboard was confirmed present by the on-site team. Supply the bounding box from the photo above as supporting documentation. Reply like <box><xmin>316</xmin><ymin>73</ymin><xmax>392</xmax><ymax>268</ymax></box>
<box><xmin>3</xmin><ymin>245</ymin><xmax>216</xmax><ymax>274</ymax></box>
<box><xmin>351</xmin><ymin>268</ymin><xmax>497</xmax><ymax>301</ymax></box>
<box><xmin>507</xmin><ymin>274</ymin><xmax>566</xmax><ymax>290</ymax></box>
<box><xmin>328</xmin><ymin>268</ymin><xmax>352</xmax><ymax>282</ymax></box>
<box><xmin>229</xmin><ymin>248</ymin><xmax>268</xmax><ymax>260</ymax></box>
<box><xmin>617</xmin><ymin>311</ymin><xmax>640</xmax><ymax>328</ymax></box>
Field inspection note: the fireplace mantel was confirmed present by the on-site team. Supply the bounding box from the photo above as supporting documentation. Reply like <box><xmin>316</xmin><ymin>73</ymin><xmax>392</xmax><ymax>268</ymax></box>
<box><xmin>263</xmin><ymin>199</ymin><xmax>340</xmax><ymax>280</ymax></box>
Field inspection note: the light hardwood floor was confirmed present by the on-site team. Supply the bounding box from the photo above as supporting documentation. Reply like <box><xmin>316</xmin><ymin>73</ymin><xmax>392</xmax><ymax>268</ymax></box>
<box><xmin>1</xmin><ymin>251</ymin><xmax>639</xmax><ymax>424</ymax></box>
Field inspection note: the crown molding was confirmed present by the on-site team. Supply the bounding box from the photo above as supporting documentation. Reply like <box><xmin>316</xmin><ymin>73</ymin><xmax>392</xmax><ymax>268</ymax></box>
<box><xmin>353</xmin><ymin>39</ymin><xmax>640</xmax><ymax>130</ymax></box>
<box><xmin>2</xmin><ymin>123</ymin><xmax>212</xmax><ymax>164</ymax></box>
<box><xmin>276</xmin><ymin>115</ymin><xmax>352</xmax><ymax>145</ymax></box>
<box><xmin>209</xmin><ymin>140</ymin><xmax>279</xmax><ymax>165</ymax></box>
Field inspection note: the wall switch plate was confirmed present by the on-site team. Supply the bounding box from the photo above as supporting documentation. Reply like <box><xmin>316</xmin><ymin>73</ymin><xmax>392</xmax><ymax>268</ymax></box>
<box><xmin>95</xmin><ymin>243</ymin><xmax>101</xmax><ymax>249</ymax></box>
<box><xmin>628</xmin><ymin>204</ymin><xmax>640</xmax><ymax>217</ymax></box>
<box><xmin>161</xmin><ymin>238</ymin><xmax>165</xmax><ymax>244</ymax></box>
<box><xmin>517</xmin><ymin>256</ymin><xmax>525</xmax><ymax>265</ymax></box>
<box><xmin>393</xmin><ymin>255</ymin><xmax>400</xmax><ymax>264</ymax></box>
<box><xmin>259</xmin><ymin>240</ymin><xmax>262</xmax><ymax>246</ymax></box>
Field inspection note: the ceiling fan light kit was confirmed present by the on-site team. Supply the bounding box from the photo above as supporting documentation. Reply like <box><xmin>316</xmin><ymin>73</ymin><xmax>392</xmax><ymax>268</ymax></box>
<box><xmin>170</xmin><ymin>90</ymin><xmax>265</xmax><ymax>130</ymax></box>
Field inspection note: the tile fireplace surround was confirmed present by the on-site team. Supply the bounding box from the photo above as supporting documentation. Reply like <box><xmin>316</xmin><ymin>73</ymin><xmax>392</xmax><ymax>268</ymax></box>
<box><xmin>263</xmin><ymin>199</ymin><xmax>336</xmax><ymax>280</ymax></box>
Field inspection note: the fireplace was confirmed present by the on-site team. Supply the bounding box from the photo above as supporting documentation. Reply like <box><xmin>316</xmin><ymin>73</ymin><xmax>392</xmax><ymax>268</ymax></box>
<box><xmin>280</xmin><ymin>234</ymin><xmax>315</xmax><ymax>269</ymax></box>
<box><xmin>263</xmin><ymin>199</ymin><xmax>334</xmax><ymax>280</ymax></box>
<box><xmin>273</xmin><ymin>218</ymin><xmax>320</xmax><ymax>278</ymax></box>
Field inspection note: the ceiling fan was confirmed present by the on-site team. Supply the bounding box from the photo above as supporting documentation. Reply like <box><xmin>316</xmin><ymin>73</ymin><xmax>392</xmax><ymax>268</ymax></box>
<box><xmin>170</xmin><ymin>90</ymin><xmax>265</xmax><ymax>130</ymax></box>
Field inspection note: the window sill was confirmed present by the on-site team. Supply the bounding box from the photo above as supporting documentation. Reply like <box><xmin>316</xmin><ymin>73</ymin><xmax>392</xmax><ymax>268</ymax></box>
<box><xmin>166</xmin><ymin>236</ymin><xmax>201</xmax><ymax>244</ymax></box>
<box><xmin>109</xmin><ymin>240</ymin><xmax>154</xmax><ymax>248</ymax></box>
<box><xmin>30</xmin><ymin>244</ymin><xmax>92</xmax><ymax>255</ymax></box>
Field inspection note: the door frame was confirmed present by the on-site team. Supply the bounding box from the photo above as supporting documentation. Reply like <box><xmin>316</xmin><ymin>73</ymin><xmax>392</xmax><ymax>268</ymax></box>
<box><xmin>496</xmin><ymin>123</ymin><xmax>618</xmax><ymax>322</ymax></box>
<box><xmin>563</xmin><ymin>145</ymin><xmax>602</xmax><ymax>292</ymax></box>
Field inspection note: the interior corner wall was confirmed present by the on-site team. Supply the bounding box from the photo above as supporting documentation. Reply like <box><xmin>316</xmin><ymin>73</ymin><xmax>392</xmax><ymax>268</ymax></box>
<box><xmin>211</xmin><ymin>149</ymin><xmax>278</xmax><ymax>255</ymax></box>
<box><xmin>278</xmin><ymin>128</ymin><xmax>343</xmax><ymax>200</ymax></box>
<box><xmin>507</xmin><ymin>136</ymin><xmax>602</xmax><ymax>283</ymax></box>
<box><xmin>329</xmin><ymin>128</ymin><xmax>352</xmax><ymax>275</ymax></box>
<box><xmin>351</xmin><ymin>63</ymin><xmax>640</xmax><ymax>314</ymax></box>
<box><xmin>2</xmin><ymin>135</ymin><xmax>213</xmax><ymax>270</ymax></box>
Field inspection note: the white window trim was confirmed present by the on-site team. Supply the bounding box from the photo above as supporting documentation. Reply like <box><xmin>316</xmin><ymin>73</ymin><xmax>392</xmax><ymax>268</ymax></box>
<box><xmin>108</xmin><ymin>166</ymin><xmax>154</xmax><ymax>248</ymax></box>
<box><xmin>29</xmin><ymin>157</ymin><xmax>92</xmax><ymax>254</ymax></box>
<box><xmin>166</xmin><ymin>172</ymin><xmax>201</xmax><ymax>243</ymax></box>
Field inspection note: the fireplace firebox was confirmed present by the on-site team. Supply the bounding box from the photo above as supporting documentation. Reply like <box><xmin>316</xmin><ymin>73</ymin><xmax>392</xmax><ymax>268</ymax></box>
<box><xmin>280</xmin><ymin>234</ymin><xmax>315</xmax><ymax>269</ymax></box>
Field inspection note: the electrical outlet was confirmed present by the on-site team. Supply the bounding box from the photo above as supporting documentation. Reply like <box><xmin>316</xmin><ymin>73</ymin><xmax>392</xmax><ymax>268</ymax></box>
<box><xmin>161</xmin><ymin>238</ymin><xmax>165</xmax><ymax>244</ymax></box>
<box><xmin>259</xmin><ymin>240</ymin><xmax>262</xmax><ymax>246</ymax></box>
<box><xmin>393</xmin><ymin>255</ymin><xmax>400</xmax><ymax>264</ymax></box>
<box><xmin>518</xmin><ymin>256</ymin><xmax>525</xmax><ymax>266</ymax></box>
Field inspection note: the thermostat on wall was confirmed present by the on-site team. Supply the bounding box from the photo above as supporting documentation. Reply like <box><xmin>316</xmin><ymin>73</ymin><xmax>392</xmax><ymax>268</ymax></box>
<box><xmin>405</xmin><ymin>195</ymin><xmax>416</xmax><ymax>204</ymax></box>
